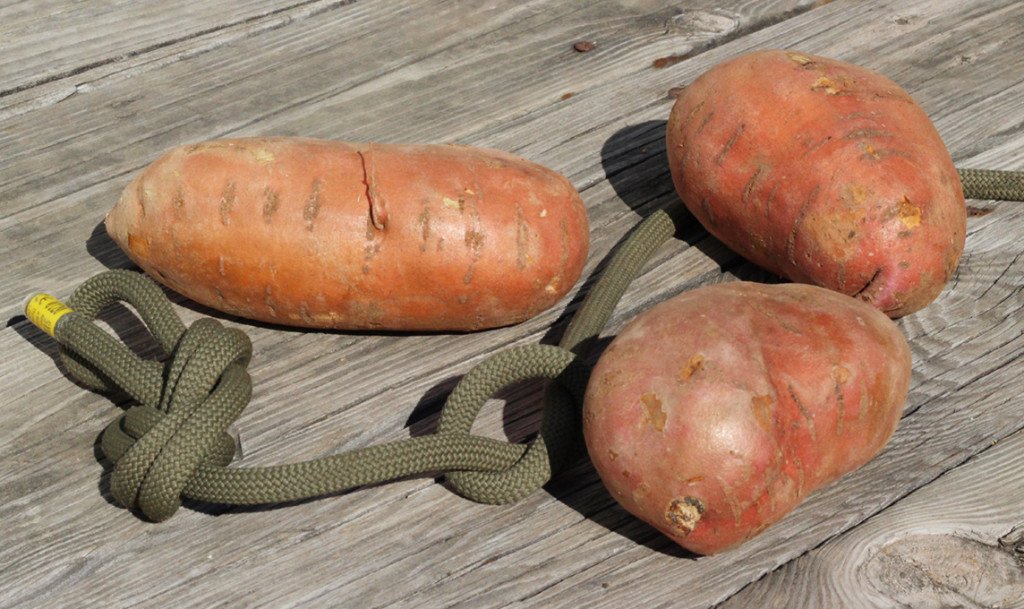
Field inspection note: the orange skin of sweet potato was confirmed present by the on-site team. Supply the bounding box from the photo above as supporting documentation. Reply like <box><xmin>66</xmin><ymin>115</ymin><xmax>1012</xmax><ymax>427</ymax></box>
<box><xmin>667</xmin><ymin>50</ymin><xmax>966</xmax><ymax>317</ymax></box>
<box><xmin>582</xmin><ymin>282</ymin><xmax>911</xmax><ymax>555</ymax></box>
<box><xmin>106</xmin><ymin>137</ymin><xmax>589</xmax><ymax>331</ymax></box>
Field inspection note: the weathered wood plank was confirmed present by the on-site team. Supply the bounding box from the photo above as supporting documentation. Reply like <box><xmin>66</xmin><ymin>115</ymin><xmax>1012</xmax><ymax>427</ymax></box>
<box><xmin>0</xmin><ymin>0</ymin><xmax>357</xmax><ymax>119</ymax></box>
<box><xmin>718</xmin><ymin>426</ymin><xmax>1024</xmax><ymax>608</ymax></box>
<box><xmin>1</xmin><ymin>0</ymin><xmax>1023</xmax><ymax>607</ymax></box>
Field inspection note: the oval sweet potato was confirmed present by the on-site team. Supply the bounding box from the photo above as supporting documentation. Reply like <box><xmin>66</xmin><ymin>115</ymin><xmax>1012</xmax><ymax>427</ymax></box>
<box><xmin>666</xmin><ymin>49</ymin><xmax>966</xmax><ymax>317</ymax></box>
<box><xmin>106</xmin><ymin>137</ymin><xmax>589</xmax><ymax>331</ymax></box>
<box><xmin>582</xmin><ymin>282</ymin><xmax>911</xmax><ymax>555</ymax></box>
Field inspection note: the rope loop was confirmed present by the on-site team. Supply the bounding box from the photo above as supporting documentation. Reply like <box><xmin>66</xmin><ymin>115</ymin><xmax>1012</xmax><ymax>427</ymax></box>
<box><xmin>437</xmin><ymin>343</ymin><xmax>589</xmax><ymax>504</ymax></box>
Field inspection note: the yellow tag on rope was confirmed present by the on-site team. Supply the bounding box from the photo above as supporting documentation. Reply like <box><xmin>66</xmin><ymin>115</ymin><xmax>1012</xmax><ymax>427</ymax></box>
<box><xmin>25</xmin><ymin>293</ymin><xmax>73</xmax><ymax>337</ymax></box>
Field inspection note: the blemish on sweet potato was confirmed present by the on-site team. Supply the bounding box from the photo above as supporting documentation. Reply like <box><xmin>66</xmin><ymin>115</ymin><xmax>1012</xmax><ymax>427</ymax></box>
<box><xmin>898</xmin><ymin>196</ymin><xmax>922</xmax><ymax>228</ymax></box>
<box><xmin>515</xmin><ymin>202</ymin><xmax>529</xmax><ymax>270</ymax></box>
<box><xmin>831</xmin><ymin>365</ymin><xmax>851</xmax><ymax>384</ymax></box>
<box><xmin>742</xmin><ymin>166</ymin><xmax>764</xmax><ymax>204</ymax></box>
<box><xmin>787</xmin><ymin>383</ymin><xmax>817</xmax><ymax>441</ymax></box>
<box><xmin>252</xmin><ymin>147</ymin><xmax>275</xmax><ymax>163</ymax></box>
<box><xmin>633</xmin><ymin>482</ymin><xmax>651</xmax><ymax>502</ymax></box>
<box><xmin>304</xmin><ymin>179</ymin><xmax>322</xmax><ymax>231</ymax></box>
<box><xmin>679</xmin><ymin>354</ymin><xmax>705</xmax><ymax>381</ymax></box>
<box><xmin>220</xmin><ymin>181</ymin><xmax>237</xmax><ymax>225</ymax></box>
<box><xmin>786</xmin><ymin>51</ymin><xmax>816</xmax><ymax>67</ymax></box>
<box><xmin>170</xmin><ymin>186</ymin><xmax>185</xmax><ymax>219</ymax></box>
<box><xmin>695</xmin><ymin>110</ymin><xmax>715</xmax><ymax>136</ymax></box>
<box><xmin>548</xmin><ymin>217</ymin><xmax>570</xmax><ymax>295</ymax></box>
<box><xmin>680</xmin><ymin>99</ymin><xmax>705</xmax><ymax>131</ymax></box>
<box><xmin>811</xmin><ymin>74</ymin><xmax>850</xmax><ymax>95</ymax></box>
<box><xmin>127</xmin><ymin>233</ymin><xmax>149</xmax><ymax>258</ymax></box>
<box><xmin>264</xmin><ymin>294</ymin><xmax>278</xmax><ymax>318</ymax></box>
<box><xmin>263</xmin><ymin>187</ymin><xmax>280</xmax><ymax>223</ymax></box>
<box><xmin>464</xmin><ymin>228</ymin><xmax>486</xmax><ymax>257</ymax></box>
<box><xmin>441</xmin><ymin>196</ymin><xmax>463</xmax><ymax>212</ymax></box>
<box><xmin>298</xmin><ymin>301</ymin><xmax>314</xmax><ymax>325</ymax></box>
<box><xmin>716</xmin><ymin>124</ymin><xmax>745</xmax><ymax>165</ymax></box>
<box><xmin>750</xmin><ymin>394</ymin><xmax>774</xmax><ymax>431</ymax></box>
<box><xmin>786</xmin><ymin>186</ymin><xmax>821</xmax><ymax>265</ymax></box>
<box><xmin>665</xmin><ymin>497</ymin><xmax>705</xmax><ymax>537</ymax></box>
<box><xmin>641</xmin><ymin>393</ymin><xmax>667</xmax><ymax>431</ymax></box>
<box><xmin>699</xmin><ymin>196</ymin><xmax>714</xmax><ymax>227</ymax></box>
<box><xmin>860</xmin><ymin>143</ymin><xmax>883</xmax><ymax>161</ymax></box>
<box><xmin>801</xmin><ymin>135</ymin><xmax>833</xmax><ymax>158</ymax></box>
<box><xmin>846</xmin><ymin>128</ymin><xmax>894</xmax><ymax>140</ymax></box>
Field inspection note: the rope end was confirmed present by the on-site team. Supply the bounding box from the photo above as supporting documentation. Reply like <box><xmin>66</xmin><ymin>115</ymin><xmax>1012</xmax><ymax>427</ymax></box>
<box><xmin>24</xmin><ymin>293</ymin><xmax>74</xmax><ymax>337</ymax></box>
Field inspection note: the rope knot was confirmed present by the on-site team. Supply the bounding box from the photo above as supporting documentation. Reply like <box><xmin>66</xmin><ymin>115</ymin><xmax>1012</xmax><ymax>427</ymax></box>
<box><xmin>98</xmin><ymin>316</ymin><xmax>253</xmax><ymax>521</ymax></box>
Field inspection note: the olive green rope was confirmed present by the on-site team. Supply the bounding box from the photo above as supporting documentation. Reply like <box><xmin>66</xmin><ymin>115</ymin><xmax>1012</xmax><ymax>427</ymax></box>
<box><xmin>28</xmin><ymin>167</ymin><xmax>1022</xmax><ymax>521</ymax></box>
<box><xmin>958</xmin><ymin>168</ymin><xmax>1024</xmax><ymax>202</ymax></box>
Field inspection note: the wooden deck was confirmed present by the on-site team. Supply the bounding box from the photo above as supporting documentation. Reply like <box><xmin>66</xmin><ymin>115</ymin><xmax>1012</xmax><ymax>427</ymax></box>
<box><xmin>3</xmin><ymin>1</ymin><xmax>1023</xmax><ymax>606</ymax></box>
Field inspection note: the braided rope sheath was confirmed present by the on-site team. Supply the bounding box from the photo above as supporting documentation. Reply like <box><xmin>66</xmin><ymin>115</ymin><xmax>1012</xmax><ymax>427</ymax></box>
<box><xmin>958</xmin><ymin>168</ymin><xmax>1024</xmax><ymax>201</ymax></box>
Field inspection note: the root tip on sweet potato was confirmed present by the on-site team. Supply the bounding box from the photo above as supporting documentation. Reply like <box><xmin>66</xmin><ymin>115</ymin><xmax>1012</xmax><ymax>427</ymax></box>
<box><xmin>665</xmin><ymin>497</ymin><xmax>706</xmax><ymax>537</ymax></box>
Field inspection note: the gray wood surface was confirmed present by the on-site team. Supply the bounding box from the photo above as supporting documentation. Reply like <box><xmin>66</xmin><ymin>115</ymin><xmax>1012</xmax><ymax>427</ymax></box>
<box><xmin>2</xmin><ymin>0</ymin><xmax>1022</xmax><ymax>607</ymax></box>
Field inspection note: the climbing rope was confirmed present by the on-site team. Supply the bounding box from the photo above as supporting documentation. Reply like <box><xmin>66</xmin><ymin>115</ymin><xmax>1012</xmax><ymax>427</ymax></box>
<box><xmin>957</xmin><ymin>168</ymin><xmax>1024</xmax><ymax>202</ymax></box>
<box><xmin>24</xmin><ymin>168</ymin><xmax>1022</xmax><ymax>521</ymax></box>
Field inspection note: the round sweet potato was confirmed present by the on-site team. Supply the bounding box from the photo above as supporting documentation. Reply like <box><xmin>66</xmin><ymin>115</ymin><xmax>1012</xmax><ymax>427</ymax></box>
<box><xmin>105</xmin><ymin>137</ymin><xmax>589</xmax><ymax>331</ymax></box>
<box><xmin>582</xmin><ymin>281</ymin><xmax>911</xmax><ymax>555</ymax></box>
<box><xmin>666</xmin><ymin>49</ymin><xmax>966</xmax><ymax>317</ymax></box>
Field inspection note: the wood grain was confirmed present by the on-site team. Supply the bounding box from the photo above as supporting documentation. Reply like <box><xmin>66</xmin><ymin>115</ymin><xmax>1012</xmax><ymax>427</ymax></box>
<box><xmin>1</xmin><ymin>0</ymin><xmax>1023</xmax><ymax>607</ymax></box>
<box><xmin>719</xmin><ymin>427</ymin><xmax>1024</xmax><ymax>608</ymax></box>
<box><xmin>0</xmin><ymin>0</ymin><xmax>359</xmax><ymax>119</ymax></box>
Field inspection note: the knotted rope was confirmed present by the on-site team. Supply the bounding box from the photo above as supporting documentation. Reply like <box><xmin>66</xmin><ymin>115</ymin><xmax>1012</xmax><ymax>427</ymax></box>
<box><xmin>26</xmin><ymin>167</ymin><xmax>1022</xmax><ymax>521</ymax></box>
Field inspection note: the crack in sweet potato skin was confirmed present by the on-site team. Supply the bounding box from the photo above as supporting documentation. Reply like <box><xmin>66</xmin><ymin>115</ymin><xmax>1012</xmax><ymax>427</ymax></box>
<box><xmin>666</xmin><ymin>49</ymin><xmax>966</xmax><ymax>318</ymax></box>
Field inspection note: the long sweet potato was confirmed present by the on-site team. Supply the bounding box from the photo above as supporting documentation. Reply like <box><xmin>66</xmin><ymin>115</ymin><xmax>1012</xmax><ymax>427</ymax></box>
<box><xmin>583</xmin><ymin>281</ymin><xmax>911</xmax><ymax>555</ymax></box>
<box><xmin>666</xmin><ymin>49</ymin><xmax>966</xmax><ymax>317</ymax></box>
<box><xmin>106</xmin><ymin>137</ymin><xmax>589</xmax><ymax>331</ymax></box>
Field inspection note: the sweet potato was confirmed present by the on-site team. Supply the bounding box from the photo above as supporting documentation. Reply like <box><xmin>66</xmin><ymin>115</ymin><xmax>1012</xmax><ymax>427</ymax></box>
<box><xmin>582</xmin><ymin>282</ymin><xmax>911</xmax><ymax>555</ymax></box>
<box><xmin>666</xmin><ymin>49</ymin><xmax>966</xmax><ymax>317</ymax></box>
<box><xmin>105</xmin><ymin>137</ymin><xmax>589</xmax><ymax>331</ymax></box>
